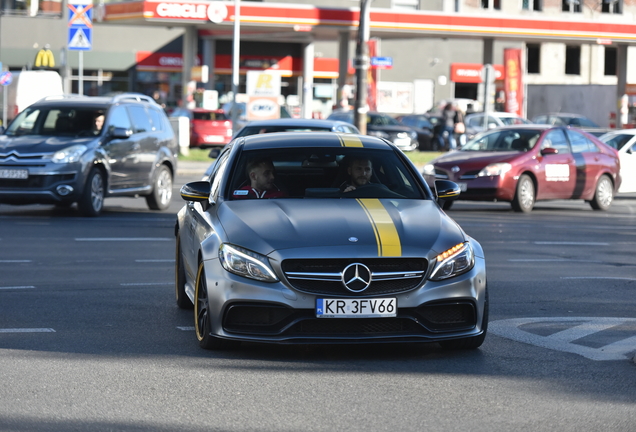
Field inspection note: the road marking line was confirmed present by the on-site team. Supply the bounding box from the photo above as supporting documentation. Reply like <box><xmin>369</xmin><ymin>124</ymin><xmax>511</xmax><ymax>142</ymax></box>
<box><xmin>0</xmin><ymin>260</ymin><xmax>32</xmax><ymax>263</ymax></box>
<box><xmin>508</xmin><ymin>259</ymin><xmax>603</xmax><ymax>263</ymax></box>
<box><xmin>0</xmin><ymin>328</ymin><xmax>55</xmax><ymax>333</ymax></box>
<box><xmin>177</xmin><ymin>326</ymin><xmax>195</xmax><ymax>331</ymax></box>
<box><xmin>561</xmin><ymin>277</ymin><xmax>636</xmax><ymax>281</ymax></box>
<box><xmin>135</xmin><ymin>259</ymin><xmax>176</xmax><ymax>263</ymax></box>
<box><xmin>75</xmin><ymin>238</ymin><xmax>171</xmax><ymax>241</ymax></box>
<box><xmin>534</xmin><ymin>241</ymin><xmax>609</xmax><ymax>246</ymax></box>
<box><xmin>120</xmin><ymin>283</ymin><xmax>173</xmax><ymax>286</ymax></box>
<box><xmin>0</xmin><ymin>286</ymin><xmax>35</xmax><ymax>290</ymax></box>
<box><xmin>490</xmin><ymin>317</ymin><xmax>636</xmax><ymax>361</ymax></box>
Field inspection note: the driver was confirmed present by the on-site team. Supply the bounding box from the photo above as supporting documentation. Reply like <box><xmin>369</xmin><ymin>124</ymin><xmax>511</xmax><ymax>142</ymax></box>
<box><xmin>341</xmin><ymin>157</ymin><xmax>373</xmax><ymax>193</ymax></box>
<box><xmin>233</xmin><ymin>157</ymin><xmax>287</xmax><ymax>199</ymax></box>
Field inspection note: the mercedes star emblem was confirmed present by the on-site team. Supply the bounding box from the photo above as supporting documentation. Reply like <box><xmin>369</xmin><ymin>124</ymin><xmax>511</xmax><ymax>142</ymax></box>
<box><xmin>341</xmin><ymin>263</ymin><xmax>372</xmax><ymax>292</ymax></box>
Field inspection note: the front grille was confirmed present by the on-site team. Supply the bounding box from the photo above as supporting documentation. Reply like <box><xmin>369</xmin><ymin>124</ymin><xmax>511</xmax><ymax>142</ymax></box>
<box><xmin>282</xmin><ymin>258</ymin><xmax>427</xmax><ymax>296</ymax></box>
<box><xmin>293</xmin><ymin>318</ymin><xmax>421</xmax><ymax>335</ymax></box>
<box><xmin>223</xmin><ymin>304</ymin><xmax>295</xmax><ymax>334</ymax></box>
<box><xmin>0</xmin><ymin>174</ymin><xmax>75</xmax><ymax>189</ymax></box>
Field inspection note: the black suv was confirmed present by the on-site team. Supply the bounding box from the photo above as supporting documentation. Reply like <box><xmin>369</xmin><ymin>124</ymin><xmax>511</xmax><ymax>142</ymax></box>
<box><xmin>0</xmin><ymin>94</ymin><xmax>178</xmax><ymax>216</ymax></box>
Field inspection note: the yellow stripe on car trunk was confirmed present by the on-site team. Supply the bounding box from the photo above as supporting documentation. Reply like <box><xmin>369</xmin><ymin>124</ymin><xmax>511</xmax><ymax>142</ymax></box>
<box><xmin>357</xmin><ymin>198</ymin><xmax>402</xmax><ymax>257</ymax></box>
<box><xmin>338</xmin><ymin>134</ymin><xmax>364</xmax><ymax>147</ymax></box>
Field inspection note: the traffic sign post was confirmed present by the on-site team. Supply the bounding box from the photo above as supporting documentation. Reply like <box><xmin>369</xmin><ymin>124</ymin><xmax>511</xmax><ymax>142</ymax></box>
<box><xmin>68</xmin><ymin>0</ymin><xmax>93</xmax><ymax>95</ymax></box>
<box><xmin>1</xmin><ymin>71</ymin><xmax>12</xmax><ymax>128</ymax></box>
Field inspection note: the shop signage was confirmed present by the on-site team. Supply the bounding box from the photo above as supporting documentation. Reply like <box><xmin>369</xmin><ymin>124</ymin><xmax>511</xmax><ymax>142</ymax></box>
<box><xmin>504</xmin><ymin>48</ymin><xmax>524</xmax><ymax>117</ymax></box>
<box><xmin>246</xmin><ymin>71</ymin><xmax>281</xmax><ymax>96</ymax></box>
<box><xmin>154</xmin><ymin>1</ymin><xmax>227</xmax><ymax>22</ymax></box>
<box><xmin>450</xmin><ymin>63</ymin><xmax>504</xmax><ymax>83</ymax></box>
<box><xmin>246</xmin><ymin>96</ymin><xmax>280</xmax><ymax>121</ymax></box>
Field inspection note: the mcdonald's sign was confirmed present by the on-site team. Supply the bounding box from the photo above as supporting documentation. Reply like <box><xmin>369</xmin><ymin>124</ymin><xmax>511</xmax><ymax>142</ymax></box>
<box><xmin>34</xmin><ymin>48</ymin><xmax>56</xmax><ymax>68</ymax></box>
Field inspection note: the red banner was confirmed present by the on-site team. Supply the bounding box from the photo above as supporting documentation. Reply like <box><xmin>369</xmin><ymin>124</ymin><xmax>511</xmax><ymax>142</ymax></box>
<box><xmin>504</xmin><ymin>48</ymin><xmax>523</xmax><ymax>116</ymax></box>
<box><xmin>367</xmin><ymin>38</ymin><xmax>378</xmax><ymax>112</ymax></box>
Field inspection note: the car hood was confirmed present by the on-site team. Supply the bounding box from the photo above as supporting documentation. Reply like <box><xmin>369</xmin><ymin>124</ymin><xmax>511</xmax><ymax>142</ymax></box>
<box><xmin>433</xmin><ymin>150</ymin><xmax>520</xmax><ymax>167</ymax></box>
<box><xmin>0</xmin><ymin>135</ymin><xmax>95</xmax><ymax>154</ymax></box>
<box><xmin>218</xmin><ymin>199</ymin><xmax>465</xmax><ymax>259</ymax></box>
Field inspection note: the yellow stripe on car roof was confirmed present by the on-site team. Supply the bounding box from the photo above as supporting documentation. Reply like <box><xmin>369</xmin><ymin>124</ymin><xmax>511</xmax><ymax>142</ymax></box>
<box><xmin>357</xmin><ymin>198</ymin><xmax>402</xmax><ymax>257</ymax></box>
<box><xmin>338</xmin><ymin>134</ymin><xmax>364</xmax><ymax>147</ymax></box>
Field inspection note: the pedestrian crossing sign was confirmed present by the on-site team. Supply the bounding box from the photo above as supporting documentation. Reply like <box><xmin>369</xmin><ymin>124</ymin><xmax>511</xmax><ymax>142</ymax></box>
<box><xmin>68</xmin><ymin>27</ymin><xmax>92</xmax><ymax>50</ymax></box>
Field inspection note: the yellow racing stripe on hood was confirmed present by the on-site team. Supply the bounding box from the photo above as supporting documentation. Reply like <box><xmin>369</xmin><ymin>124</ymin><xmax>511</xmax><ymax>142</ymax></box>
<box><xmin>338</xmin><ymin>134</ymin><xmax>364</xmax><ymax>147</ymax></box>
<box><xmin>357</xmin><ymin>198</ymin><xmax>402</xmax><ymax>257</ymax></box>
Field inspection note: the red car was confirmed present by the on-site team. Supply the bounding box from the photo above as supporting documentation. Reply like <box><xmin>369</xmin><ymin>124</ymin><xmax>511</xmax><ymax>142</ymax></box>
<box><xmin>171</xmin><ymin>108</ymin><xmax>233</xmax><ymax>148</ymax></box>
<box><xmin>423</xmin><ymin>125</ymin><xmax>621</xmax><ymax>212</ymax></box>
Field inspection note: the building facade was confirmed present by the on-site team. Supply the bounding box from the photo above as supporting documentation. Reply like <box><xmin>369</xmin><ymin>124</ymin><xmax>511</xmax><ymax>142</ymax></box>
<box><xmin>2</xmin><ymin>0</ymin><xmax>636</xmax><ymax>126</ymax></box>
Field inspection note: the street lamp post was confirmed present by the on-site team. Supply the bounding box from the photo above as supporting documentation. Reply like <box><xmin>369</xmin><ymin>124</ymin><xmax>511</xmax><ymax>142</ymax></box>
<box><xmin>231</xmin><ymin>0</ymin><xmax>241</xmax><ymax>135</ymax></box>
<box><xmin>353</xmin><ymin>0</ymin><xmax>370</xmax><ymax>134</ymax></box>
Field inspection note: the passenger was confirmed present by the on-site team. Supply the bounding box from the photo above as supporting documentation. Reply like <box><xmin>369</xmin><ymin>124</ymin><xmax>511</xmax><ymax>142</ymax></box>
<box><xmin>341</xmin><ymin>157</ymin><xmax>373</xmax><ymax>193</ymax></box>
<box><xmin>232</xmin><ymin>158</ymin><xmax>287</xmax><ymax>199</ymax></box>
<box><xmin>93</xmin><ymin>114</ymin><xmax>105</xmax><ymax>134</ymax></box>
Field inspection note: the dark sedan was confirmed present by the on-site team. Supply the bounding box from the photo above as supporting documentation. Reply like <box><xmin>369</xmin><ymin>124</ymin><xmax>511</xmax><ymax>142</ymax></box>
<box><xmin>422</xmin><ymin>125</ymin><xmax>621</xmax><ymax>212</ymax></box>
<box><xmin>327</xmin><ymin>110</ymin><xmax>419</xmax><ymax>151</ymax></box>
<box><xmin>395</xmin><ymin>114</ymin><xmax>437</xmax><ymax>151</ymax></box>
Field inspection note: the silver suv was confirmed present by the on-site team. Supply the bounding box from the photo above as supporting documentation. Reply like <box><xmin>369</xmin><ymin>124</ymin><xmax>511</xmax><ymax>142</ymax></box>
<box><xmin>0</xmin><ymin>94</ymin><xmax>178</xmax><ymax>216</ymax></box>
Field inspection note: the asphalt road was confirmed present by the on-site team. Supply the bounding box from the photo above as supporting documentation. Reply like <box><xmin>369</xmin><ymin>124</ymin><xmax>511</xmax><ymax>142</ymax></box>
<box><xmin>1</xmin><ymin>163</ymin><xmax>635</xmax><ymax>432</ymax></box>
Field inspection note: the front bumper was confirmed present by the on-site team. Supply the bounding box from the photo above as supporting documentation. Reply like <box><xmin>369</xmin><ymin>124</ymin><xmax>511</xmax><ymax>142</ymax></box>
<box><xmin>0</xmin><ymin>163</ymin><xmax>84</xmax><ymax>205</ymax></box>
<box><xmin>198</xmin><ymin>256</ymin><xmax>487</xmax><ymax>344</ymax></box>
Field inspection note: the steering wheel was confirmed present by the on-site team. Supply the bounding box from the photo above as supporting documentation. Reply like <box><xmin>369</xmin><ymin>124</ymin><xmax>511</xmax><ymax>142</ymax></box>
<box><xmin>341</xmin><ymin>183</ymin><xmax>405</xmax><ymax>198</ymax></box>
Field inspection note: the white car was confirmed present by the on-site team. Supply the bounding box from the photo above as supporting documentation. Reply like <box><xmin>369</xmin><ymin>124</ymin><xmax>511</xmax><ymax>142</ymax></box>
<box><xmin>464</xmin><ymin>112</ymin><xmax>532</xmax><ymax>139</ymax></box>
<box><xmin>598</xmin><ymin>129</ymin><xmax>636</xmax><ymax>193</ymax></box>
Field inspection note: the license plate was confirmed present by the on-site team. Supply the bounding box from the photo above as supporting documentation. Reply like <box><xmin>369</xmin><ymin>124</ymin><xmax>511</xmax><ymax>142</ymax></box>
<box><xmin>204</xmin><ymin>135</ymin><xmax>225</xmax><ymax>143</ymax></box>
<box><xmin>457</xmin><ymin>182</ymin><xmax>468</xmax><ymax>192</ymax></box>
<box><xmin>316</xmin><ymin>298</ymin><xmax>397</xmax><ymax>318</ymax></box>
<box><xmin>0</xmin><ymin>169</ymin><xmax>28</xmax><ymax>179</ymax></box>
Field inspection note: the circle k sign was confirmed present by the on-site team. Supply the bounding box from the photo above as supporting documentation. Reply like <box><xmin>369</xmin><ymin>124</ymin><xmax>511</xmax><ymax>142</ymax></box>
<box><xmin>154</xmin><ymin>1</ymin><xmax>227</xmax><ymax>22</ymax></box>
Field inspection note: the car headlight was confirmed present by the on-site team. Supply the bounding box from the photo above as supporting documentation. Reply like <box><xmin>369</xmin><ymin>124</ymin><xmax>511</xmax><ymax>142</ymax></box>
<box><xmin>422</xmin><ymin>164</ymin><xmax>435</xmax><ymax>176</ymax></box>
<box><xmin>478</xmin><ymin>162</ymin><xmax>511</xmax><ymax>177</ymax></box>
<box><xmin>219</xmin><ymin>244</ymin><xmax>278</xmax><ymax>282</ymax></box>
<box><xmin>408</xmin><ymin>131</ymin><xmax>417</xmax><ymax>139</ymax></box>
<box><xmin>368</xmin><ymin>130</ymin><xmax>389</xmax><ymax>139</ymax></box>
<box><xmin>51</xmin><ymin>145</ymin><xmax>87</xmax><ymax>163</ymax></box>
<box><xmin>430</xmin><ymin>242</ymin><xmax>474</xmax><ymax>281</ymax></box>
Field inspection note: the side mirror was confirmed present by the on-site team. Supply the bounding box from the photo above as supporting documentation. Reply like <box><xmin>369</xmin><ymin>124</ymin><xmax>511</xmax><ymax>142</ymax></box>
<box><xmin>435</xmin><ymin>180</ymin><xmax>461</xmax><ymax>202</ymax></box>
<box><xmin>541</xmin><ymin>147</ymin><xmax>559</xmax><ymax>156</ymax></box>
<box><xmin>111</xmin><ymin>127</ymin><xmax>133</xmax><ymax>139</ymax></box>
<box><xmin>180</xmin><ymin>181</ymin><xmax>211</xmax><ymax>202</ymax></box>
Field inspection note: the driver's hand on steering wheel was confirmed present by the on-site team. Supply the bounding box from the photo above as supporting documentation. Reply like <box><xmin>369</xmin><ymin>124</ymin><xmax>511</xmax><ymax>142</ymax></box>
<box><xmin>343</xmin><ymin>185</ymin><xmax>356</xmax><ymax>193</ymax></box>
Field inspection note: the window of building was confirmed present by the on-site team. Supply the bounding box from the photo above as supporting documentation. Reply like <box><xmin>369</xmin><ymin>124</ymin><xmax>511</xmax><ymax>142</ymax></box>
<box><xmin>1</xmin><ymin>0</ymin><xmax>62</xmax><ymax>16</ymax></box>
<box><xmin>392</xmin><ymin>0</ymin><xmax>419</xmax><ymax>10</ymax></box>
<box><xmin>522</xmin><ymin>0</ymin><xmax>542</xmax><ymax>11</ymax></box>
<box><xmin>565</xmin><ymin>46</ymin><xmax>581</xmax><ymax>75</ymax></box>
<box><xmin>527</xmin><ymin>44</ymin><xmax>541</xmax><ymax>74</ymax></box>
<box><xmin>604</xmin><ymin>46</ymin><xmax>617</xmax><ymax>76</ymax></box>
<box><xmin>562</xmin><ymin>0</ymin><xmax>581</xmax><ymax>12</ymax></box>
<box><xmin>602</xmin><ymin>0</ymin><xmax>622</xmax><ymax>13</ymax></box>
<box><xmin>481</xmin><ymin>0</ymin><xmax>501</xmax><ymax>10</ymax></box>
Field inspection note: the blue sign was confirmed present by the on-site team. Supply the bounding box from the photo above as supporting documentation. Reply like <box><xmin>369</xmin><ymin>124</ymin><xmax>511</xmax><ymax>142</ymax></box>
<box><xmin>0</xmin><ymin>71</ymin><xmax>13</xmax><ymax>86</ymax></box>
<box><xmin>68</xmin><ymin>3</ymin><xmax>93</xmax><ymax>51</ymax></box>
<box><xmin>370</xmin><ymin>56</ymin><xmax>393</xmax><ymax>69</ymax></box>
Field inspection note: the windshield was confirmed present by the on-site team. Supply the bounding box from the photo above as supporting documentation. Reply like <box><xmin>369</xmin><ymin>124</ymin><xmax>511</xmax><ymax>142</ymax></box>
<box><xmin>500</xmin><ymin>117</ymin><xmax>532</xmax><ymax>125</ymax></box>
<box><xmin>227</xmin><ymin>147</ymin><xmax>425</xmax><ymax>200</ymax></box>
<box><xmin>462</xmin><ymin>129</ymin><xmax>542</xmax><ymax>152</ymax></box>
<box><xmin>368</xmin><ymin>113</ymin><xmax>401</xmax><ymax>126</ymax></box>
<box><xmin>6</xmin><ymin>106</ymin><xmax>107</xmax><ymax>137</ymax></box>
<box><xmin>600</xmin><ymin>133</ymin><xmax>633</xmax><ymax>151</ymax></box>
<box><xmin>193</xmin><ymin>111</ymin><xmax>229</xmax><ymax>121</ymax></box>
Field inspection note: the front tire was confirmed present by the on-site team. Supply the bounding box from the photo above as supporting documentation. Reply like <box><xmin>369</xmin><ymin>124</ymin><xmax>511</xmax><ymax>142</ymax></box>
<box><xmin>146</xmin><ymin>165</ymin><xmax>173</xmax><ymax>210</ymax></box>
<box><xmin>78</xmin><ymin>168</ymin><xmax>105</xmax><ymax>217</ymax></box>
<box><xmin>589</xmin><ymin>175</ymin><xmax>613</xmax><ymax>211</ymax></box>
<box><xmin>194</xmin><ymin>262</ymin><xmax>236</xmax><ymax>350</ymax></box>
<box><xmin>511</xmin><ymin>174</ymin><xmax>535</xmax><ymax>213</ymax></box>
<box><xmin>175</xmin><ymin>236</ymin><xmax>193</xmax><ymax>309</ymax></box>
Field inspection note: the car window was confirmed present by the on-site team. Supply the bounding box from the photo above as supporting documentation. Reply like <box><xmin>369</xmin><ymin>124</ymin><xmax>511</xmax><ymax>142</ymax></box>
<box><xmin>147</xmin><ymin>107</ymin><xmax>164</xmax><ymax>131</ymax></box>
<box><xmin>533</xmin><ymin>116</ymin><xmax>547</xmax><ymax>124</ymax></box>
<box><xmin>578</xmin><ymin>117</ymin><xmax>599</xmax><ymax>127</ymax></box>
<box><xmin>601</xmin><ymin>133</ymin><xmax>633</xmax><ymax>151</ymax></box>
<box><xmin>466</xmin><ymin>116</ymin><xmax>482</xmax><ymax>127</ymax></box>
<box><xmin>462</xmin><ymin>129</ymin><xmax>542</xmax><ymax>151</ymax></box>
<box><xmin>211</xmin><ymin>149</ymin><xmax>231</xmax><ymax>200</ymax></box>
<box><xmin>368</xmin><ymin>113</ymin><xmax>400</xmax><ymax>126</ymax></box>
<box><xmin>542</xmin><ymin>129</ymin><xmax>571</xmax><ymax>154</ymax></box>
<box><xmin>7</xmin><ymin>107</ymin><xmax>105</xmax><ymax>137</ymax></box>
<box><xmin>107</xmin><ymin>106</ymin><xmax>133</xmax><ymax>133</ymax></box>
<box><xmin>228</xmin><ymin>147</ymin><xmax>424</xmax><ymax>200</ymax></box>
<box><xmin>193</xmin><ymin>111</ymin><xmax>229</xmax><ymax>121</ymax></box>
<box><xmin>566</xmin><ymin>129</ymin><xmax>596</xmax><ymax>153</ymax></box>
<box><xmin>127</xmin><ymin>105</ymin><xmax>153</xmax><ymax>133</ymax></box>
